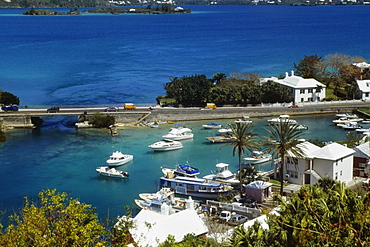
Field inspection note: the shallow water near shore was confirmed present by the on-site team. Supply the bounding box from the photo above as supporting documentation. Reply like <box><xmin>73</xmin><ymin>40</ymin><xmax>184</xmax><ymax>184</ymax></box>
<box><xmin>0</xmin><ymin>113</ymin><xmax>361</xmax><ymax>224</ymax></box>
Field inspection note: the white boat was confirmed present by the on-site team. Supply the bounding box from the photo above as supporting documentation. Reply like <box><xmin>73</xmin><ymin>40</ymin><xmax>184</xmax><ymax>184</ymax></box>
<box><xmin>341</xmin><ymin>122</ymin><xmax>361</xmax><ymax>130</ymax></box>
<box><xmin>218</xmin><ymin>128</ymin><xmax>232</xmax><ymax>134</ymax></box>
<box><xmin>96</xmin><ymin>166</ymin><xmax>129</xmax><ymax>178</ymax></box>
<box><xmin>159</xmin><ymin>167</ymin><xmax>233</xmax><ymax>199</ymax></box>
<box><xmin>234</xmin><ymin>116</ymin><xmax>253</xmax><ymax>124</ymax></box>
<box><xmin>243</xmin><ymin>151</ymin><xmax>272</xmax><ymax>164</ymax></box>
<box><xmin>333</xmin><ymin>117</ymin><xmax>363</xmax><ymax>124</ymax></box>
<box><xmin>292</xmin><ymin>124</ymin><xmax>308</xmax><ymax>130</ymax></box>
<box><xmin>267</xmin><ymin>115</ymin><xmax>297</xmax><ymax>125</ymax></box>
<box><xmin>203</xmin><ymin>163</ymin><xmax>239</xmax><ymax>185</ymax></box>
<box><xmin>202</xmin><ymin>122</ymin><xmax>222</xmax><ymax>129</ymax></box>
<box><xmin>106</xmin><ymin>151</ymin><xmax>134</xmax><ymax>167</ymax></box>
<box><xmin>162</xmin><ymin>131</ymin><xmax>194</xmax><ymax>140</ymax></box>
<box><xmin>335</xmin><ymin>113</ymin><xmax>359</xmax><ymax>119</ymax></box>
<box><xmin>148</xmin><ymin>139</ymin><xmax>183</xmax><ymax>151</ymax></box>
<box><xmin>356</xmin><ymin>128</ymin><xmax>370</xmax><ymax>133</ymax></box>
<box><xmin>169</xmin><ymin>124</ymin><xmax>192</xmax><ymax>133</ymax></box>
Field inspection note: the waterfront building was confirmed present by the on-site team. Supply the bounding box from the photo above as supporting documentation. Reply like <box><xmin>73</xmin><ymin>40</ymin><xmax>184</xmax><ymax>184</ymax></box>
<box><xmin>353</xmin><ymin>141</ymin><xmax>370</xmax><ymax>178</ymax></box>
<box><xmin>276</xmin><ymin>141</ymin><xmax>355</xmax><ymax>186</ymax></box>
<box><xmin>263</xmin><ymin>71</ymin><xmax>326</xmax><ymax>103</ymax></box>
<box><xmin>356</xmin><ymin>79</ymin><xmax>370</xmax><ymax>101</ymax></box>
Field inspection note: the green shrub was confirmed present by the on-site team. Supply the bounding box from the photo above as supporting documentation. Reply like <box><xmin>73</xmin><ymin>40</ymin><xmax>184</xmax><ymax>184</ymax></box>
<box><xmin>88</xmin><ymin>113</ymin><xmax>115</xmax><ymax>128</ymax></box>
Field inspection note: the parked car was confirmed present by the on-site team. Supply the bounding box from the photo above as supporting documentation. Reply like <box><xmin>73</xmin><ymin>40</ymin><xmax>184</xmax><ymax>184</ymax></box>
<box><xmin>218</xmin><ymin>210</ymin><xmax>232</xmax><ymax>222</ymax></box>
<box><xmin>1</xmin><ymin>104</ymin><xmax>18</xmax><ymax>112</ymax></box>
<box><xmin>104</xmin><ymin>106</ymin><xmax>119</xmax><ymax>112</ymax></box>
<box><xmin>47</xmin><ymin>106</ymin><xmax>60</xmax><ymax>113</ymax></box>
<box><xmin>228</xmin><ymin>214</ymin><xmax>248</xmax><ymax>226</ymax></box>
<box><xmin>288</xmin><ymin>104</ymin><xmax>299</xmax><ymax>108</ymax></box>
<box><xmin>240</xmin><ymin>198</ymin><xmax>257</xmax><ymax>208</ymax></box>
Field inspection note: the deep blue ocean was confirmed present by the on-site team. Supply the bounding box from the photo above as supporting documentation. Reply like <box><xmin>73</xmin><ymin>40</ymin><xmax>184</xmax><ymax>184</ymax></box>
<box><xmin>1</xmin><ymin>5</ymin><xmax>370</xmax><ymax>106</ymax></box>
<box><xmin>1</xmin><ymin>5</ymin><xmax>370</xmax><ymax>227</ymax></box>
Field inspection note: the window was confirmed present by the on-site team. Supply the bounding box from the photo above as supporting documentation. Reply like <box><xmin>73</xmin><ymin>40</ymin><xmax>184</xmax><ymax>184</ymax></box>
<box><xmin>308</xmin><ymin>89</ymin><xmax>313</xmax><ymax>93</ymax></box>
<box><xmin>366</xmin><ymin>93</ymin><xmax>369</xmax><ymax>97</ymax></box>
<box><xmin>340</xmin><ymin>170</ymin><xmax>342</xmax><ymax>176</ymax></box>
<box><xmin>301</xmin><ymin>98</ymin><xmax>304</xmax><ymax>102</ymax></box>
<box><xmin>316</xmin><ymin>88</ymin><xmax>321</xmax><ymax>93</ymax></box>
<box><xmin>308</xmin><ymin>97</ymin><xmax>313</xmax><ymax>102</ymax></box>
<box><xmin>300</xmin><ymin>89</ymin><xmax>305</xmax><ymax>94</ymax></box>
<box><xmin>335</xmin><ymin>172</ymin><xmax>338</xmax><ymax>180</ymax></box>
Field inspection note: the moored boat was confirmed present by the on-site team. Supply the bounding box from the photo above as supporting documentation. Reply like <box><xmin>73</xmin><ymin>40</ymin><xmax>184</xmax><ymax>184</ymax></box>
<box><xmin>159</xmin><ymin>168</ymin><xmax>233</xmax><ymax>199</ymax></box>
<box><xmin>206</xmin><ymin>135</ymin><xmax>235</xmax><ymax>143</ymax></box>
<box><xmin>96</xmin><ymin>166</ymin><xmax>129</xmax><ymax>178</ymax></box>
<box><xmin>162</xmin><ymin>131</ymin><xmax>194</xmax><ymax>141</ymax></box>
<box><xmin>202</xmin><ymin>122</ymin><xmax>222</xmax><ymax>129</ymax></box>
<box><xmin>149</xmin><ymin>139</ymin><xmax>183</xmax><ymax>151</ymax></box>
<box><xmin>267</xmin><ymin>115</ymin><xmax>297</xmax><ymax>125</ymax></box>
<box><xmin>106</xmin><ymin>151</ymin><xmax>134</xmax><ymax>167</ymax></box>
<box><xmin>203</xmin><ymin>163</ymin><xmax>239</xmax><ymax>185</ymax></box>
<box><xmin>234</xmin><ymin>116</ymin><xmax>253</xmax><ymax>124</ymax></box>
<box><xmin>243</xmin><ymin>151</ymin><xmax>272</xmax><ymax>164</ymax></box>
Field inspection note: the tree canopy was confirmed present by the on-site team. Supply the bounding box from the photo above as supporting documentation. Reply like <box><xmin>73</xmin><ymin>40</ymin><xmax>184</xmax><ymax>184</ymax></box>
<box><xmin>0</xmin><ymin>91</ymin><xmax>20</xmax><ymax>105</ymax></box>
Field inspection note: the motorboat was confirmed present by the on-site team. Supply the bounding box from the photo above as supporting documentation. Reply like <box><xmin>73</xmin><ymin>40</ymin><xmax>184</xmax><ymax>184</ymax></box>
<box><xmin>163</xmin><ymin>163</ymin><xmax>200</xmax><ymax>177</ymax></box>
<box><xmin>243</xmin><ymin>151</ymin><xmax>272</xmax><ymax>164</ymax></box>
<box><xmin>335</xmin><ymin>112</ymin><xmax>359</xmax><ymax>119</ymax></box>
<box><xmin>267</xmin><ymin>115</ymin><xmax>297</xmax><ymax>125</ymax></box>
<box><xmin>234</xmin><ymin>116</ymin><xmax>253</xmax><ymax>124</ymax></box>
<box><xmin>356</xmin><ymin>128</ymin><xmax>370</xmax><ymax>133</ymax></box>
<box><xmin>162</xmin><ymin>131</ymin><xmax>194</xmax><ymax>141</ymax></box>
<box><xmin>203</xmin><ymin>163</ymin><xmax>239</xmax><ymax>185</ymax></box>
<box><xmin>135</xmin><ymin>189</ymin><xmax>199</xmax><ymax>213</ymax></box>
<box><xmin>202</xmin><ymin>122</ymin><xmax>222</xmax><ymax>129</ymax></box>
<box><xmin>96</xmin><ymin>166</ymin><xmax>129</xmax><ymax>178</ymax></box>
<box><xmin>218</xmin><ymin>128</ymin><xmax>232</xmax><ymax>134</ymax></box>
<box><xmin>169</xmin><ymin>124</ymin><xmax>192</xmax><ymax>133</ymax></box>
<box><xmin>341</xmin><ymin>122</ymin><xmax>361</xmax><ymax>130</ymax></box>
<box><xmin>148</xmin><ymin>139</ymin><xmax>183</xmax><ymax>151</ymax></box>
<box><xmin>333</xmin><ymin>117</ymin><xmax>363</xmax><ymax>124</ymax></box>
<box><xmin>106</xmin><ymin>151</ymin><xmax>134</xmax><ymax>167</ymax></box>
<box><xmin>291</xmin><ymin>124</ymin><xmax>308</xmax><ymax>130</ymax></box>
<box><xmin>159</xmin><ymin>168</ymin><xmax>233</xmax><ymax>199</ymax></box>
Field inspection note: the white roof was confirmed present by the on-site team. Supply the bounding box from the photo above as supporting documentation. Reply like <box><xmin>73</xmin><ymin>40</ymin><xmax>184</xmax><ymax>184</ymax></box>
<box><xmin>353</xmin><ymin>141</ymin><xmax>370</xmax><ymax>159</ymax></box>
<box><xmin>129</xmin><ymin>209</ymin><xmax>208</xmax><ymax>246</ymax></box>
<box><xmin>215</xmin><ymin>163</ymin><xmax>229</xmax><ymax>168</ymax></box>
<box><xmin>286</xmin><ymin>141</ymin><xmax>321</xmax><ymax>159</ymax></box>
<box><xmin>245</xmin><ymin>180</ymin><xmax>272</xmax><ymax>190</ymax></box>
<box><xmin>353</xmin><ymin>62</ymin><xmax>370</xmax><ymax>69</ymax></box>
<box><xmin>279</xmin><ymin>74</ymin><xmax>326</xmax><ymax>89</ymax></box>
<box><xmin>311</xmin><ymin>142</ymin><xmax>355</xmax><ymax>161</ymax></box>
<box><xmin>356</xmin><ymin>80</ymin><xmax>370</xmax><ymax>93</ymax></box>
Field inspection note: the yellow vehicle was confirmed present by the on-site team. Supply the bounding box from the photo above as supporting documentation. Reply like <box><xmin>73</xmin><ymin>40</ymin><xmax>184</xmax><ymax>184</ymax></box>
<box><xmin>124</xmin><ymin>103</ymin><xmax>136</xmax><ymax>110</ymax></box>
<box><xmin>206</xmin><ymin>103</ymin><xmax>217</xmax><ymax>109</ymax></box>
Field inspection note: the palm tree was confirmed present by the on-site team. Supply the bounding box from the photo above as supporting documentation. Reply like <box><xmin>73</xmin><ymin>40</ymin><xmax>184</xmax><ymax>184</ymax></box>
<box><xmin>263</xmin><ymin>119</ymin><xmax>306</xmax><ymax>195</ymax></box>
<box><xmin>221</xmin><ymin>122</ymin><xmax>259</xmax><ymax>196</ymax></box>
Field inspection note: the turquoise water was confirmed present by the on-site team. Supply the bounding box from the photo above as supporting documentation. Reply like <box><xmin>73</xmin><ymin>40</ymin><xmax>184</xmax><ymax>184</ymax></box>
<box><xmin>0</xmin><ymin>114</ymin><xmax>359</xmax><ymax>224</ymax></box>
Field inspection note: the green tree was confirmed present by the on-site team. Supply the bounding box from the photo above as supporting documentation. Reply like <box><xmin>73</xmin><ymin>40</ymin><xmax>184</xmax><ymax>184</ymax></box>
<box><xmin>221</xmin><ymin>122</ymin><xmax>259</xmax><ymax>195</ymax></box>
<box><xmin>164</xmin><ymin>75</ymin><xmax>213</xmax><ymax>106</ymax></box>
<box><xmin>263</xmin><ymin>120</ymin><xmax>306</xmax><ymax>195</ymax></box>
<box><xmin>238</xmin><ymin>165</ymin><xmax>260</xmax><ymax>185</ymax></box>
<box><xmin>260</xmin><ymin>81</ymin><xmax>292</xmax><ymax>103</ymax></box>
<box><xmin>0</xmin><ymin>91</ymin><xmax>20</xmax><ymax>105</ymax></box>
<box><xmin>0</xmin><ymin>189</ymin><xmax>107</xmax><ymax>246</ymax></box>
<box><xmin>293</xmin><ymin>54</ymin><xmax>323</xmax><ymax>79</ymax></box>
<box><xmin>89</xmin><ymin>113</ymin><xmax>115</xmax><ymax>128</ymax></box>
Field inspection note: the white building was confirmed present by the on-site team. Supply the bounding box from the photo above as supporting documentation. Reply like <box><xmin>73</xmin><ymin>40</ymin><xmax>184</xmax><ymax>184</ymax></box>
<box><xmin>264</xmin><ymin>71</ymin><xmax>326</xmax><ymax>103</ymax></box>
<box><xmin>280</xmin><ymin>141</ymin><xmax>355</xmax><ymax>186</ymax></box>
<box><xmin>126</xmin><ymin>208</ymin><xmax>208</xmax><ymax>246</ymax></box>
<box><xmin>356</xmin><ymin>79</ymin><xmax>370</xmax><ymax>101</ymax></box>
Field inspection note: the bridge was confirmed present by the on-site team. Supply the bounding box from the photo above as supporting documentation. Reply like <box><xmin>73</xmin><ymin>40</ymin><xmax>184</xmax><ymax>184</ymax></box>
<box><xmin>1</xmin><ymin>102</ymin><xmax>368</xmax><ymax>128</ymax></box>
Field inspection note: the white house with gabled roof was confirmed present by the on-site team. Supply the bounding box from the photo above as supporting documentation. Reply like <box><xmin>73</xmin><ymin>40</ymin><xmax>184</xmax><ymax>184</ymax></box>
<box><xmin>356</xmin><ymin>79</ymin><xmax>370</xmax><ymax>101</ymax></box>
<box><xmin>281</xmin><ymin>141</ymin><xmax>355</xmax><ymax>186</ymax></box>
<box><xmin>264</xmin><ymin>71</ymin><xmax>326</xmax><ymax>103</ymax></box>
